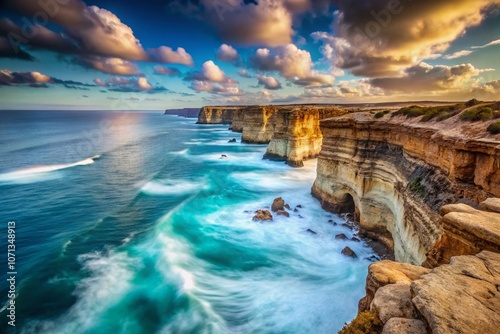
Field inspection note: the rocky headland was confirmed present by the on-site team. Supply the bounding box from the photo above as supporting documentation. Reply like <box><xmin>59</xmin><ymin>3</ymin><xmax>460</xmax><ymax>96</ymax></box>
<box><xmin>164</xmin><ymin>108</ymin><xmax>200</xmax><ymax>118</ymax></box>
<box><xmin>186</xmin><ymin>100</ymin><xmax>500</xmax><ymax>333</ymax></box>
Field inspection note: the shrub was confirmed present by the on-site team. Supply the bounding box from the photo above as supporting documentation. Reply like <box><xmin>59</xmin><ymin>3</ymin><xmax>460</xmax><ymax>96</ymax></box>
<box><xmin>374</xmin><ymin>110</ymin><xmax>391</xmax><ymax>119</ymax></box>
<box><xmin>409</xmin><ymin>177</ymin><xmax>426</xmax><ymax>198</ymax></box>
<box><xmin>487</xmin><ymin>122</ymin><xmax>500</xmax><ymax>135</ymax></box>
<box><xmin>465</xmin><ymin>98</ymin><xmax>481</xmax><ymax>107</ymax></box>
<box><xmin>393</xmin><ymin>104</ymin><xmax>463</xmax><ymax>122</ymax></box>
<box><xmin>460</xmin><ymin>107</ymin><xmax>493</xmax><ymax>121</ymax></box>
<box><xmin>339</xmin><ymin>311</ymin><xmax>383</xmax><ymax>334</ymax></box>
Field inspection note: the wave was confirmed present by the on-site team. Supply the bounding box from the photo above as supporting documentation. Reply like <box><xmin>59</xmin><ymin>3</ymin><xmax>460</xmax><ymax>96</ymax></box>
<box><xmin>140</xmin><ymin>178</ymin><xmax>208</xmax><ymax>196</ymax></box>
<box><xmin>0</xmin><ymin>155</ymin><xmax>101</xmax><ymax>184</ymax></box>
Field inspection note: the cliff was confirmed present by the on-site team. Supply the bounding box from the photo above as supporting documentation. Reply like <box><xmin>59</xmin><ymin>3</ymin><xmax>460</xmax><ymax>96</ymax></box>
<box><xmin>312</xmin><ymin>111</ymin><xmax>500</xmax><ymax>264</ymax></box>
<box><xmin>164</xmin><ymin>108</ymin><xmax>200</xmax><ymax>118</ymax></box>
<box><xmin>196</xmin><ymin>106</ymin><xmax>242</xmax><ymax>124</ymax></box>
<box><xmin>263</xmin><ymin>107</ymin><xmax>323</xmax><ymax>167</ymax></box>
<box><xmin>343</xmin><ymin>250</ymin><xmax>500</xmax><ymax>334</ymax></box>
<box><xmin>197</xmin><ymin>104</ymin><xmax>347</xmax><ymax>166</ymax></box>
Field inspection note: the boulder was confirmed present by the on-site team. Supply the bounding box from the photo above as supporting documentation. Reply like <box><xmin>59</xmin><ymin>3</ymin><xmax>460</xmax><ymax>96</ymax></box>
<box><xmin>351</xmin><ymin>237</ymin><xmax>360</xmax><ymax>242</ymax></box>
<box><xmin>479</xmin><ymin>197</ymin><xmax>500</xmax><ymax>213</ymax></box>
<box><xmin>271</xmin><ymin>197</ymin><xmax>285</xmax><ymax>212</ymax></box>
<box><xmin>228</xmin><ymin>138</ymin><xmax>237</xmax><ymax>143</ymax></box>
<box><xmin>276</xmin><ymin>210</ymin><xmax>289</xmax><ymax>217</ymax></box>
<box><xmin>335</xmin><ymin>233</ymin><xmax>348</xmax><ymax>240</ymax></box>
<box><xmin>253</xmin><ymin>210</ymin><xmax>273</xmax><ymax>221</ymax></box>
<box><xmin>412</xmin><ymin>251</ymin><xmax>500</xmax><ymax>334</ymax></box>
<box><xmin>382</xmin><ymin>318</ymin><xmax>427</xmax><ymax>334</ymax></box>
<box><xmin>284</xmin><ymin>204</ymin><xmax>291</xmax><ymax>210</ymax></box>
<box><xmin>371</xmin><ymin>283</ymin><xmax>417</xmax><ymax>323</ymax></box>
<box><xmin>358</xmin><ymin>260</ymin><xmax>430</xmax><ymax>312</ymax></box>
<box><xmin>341</xmin><ymin>246</ymin><xmax>357</xmax><ymax>258</ymax></box>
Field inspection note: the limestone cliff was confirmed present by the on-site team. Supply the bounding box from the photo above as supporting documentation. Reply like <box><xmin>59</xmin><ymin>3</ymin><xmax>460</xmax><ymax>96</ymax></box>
<box><xmin>164</xmin><ymin>108</ymin><xmax>200</xmax><ymax>118</ymax></box>
<box><xmin>345</xmin><ymin>251</ymin><xmax>500</xmax><ymax>334</ymax></box>
<box><xmin>196</xmin><ymin>106</ymin><xmax>241</xmax><ymax>124</ymax></box>
<box><xmin>263</xmin><ymin>107</ymin><xmax>323</xmax><ymax>167</ymax></box>
<box><xmin>312</xmin><ymin>112</ymin><xmax>500</xmax><ymax>264</ymax></box>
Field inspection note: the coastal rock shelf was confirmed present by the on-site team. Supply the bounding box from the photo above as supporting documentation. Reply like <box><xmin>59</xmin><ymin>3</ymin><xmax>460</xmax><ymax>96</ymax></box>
<box><xmin>312</xmin><ymin>112</ymin><xmax>500</xmax><ymax>264</ymax></box>
<box><xmin>347</xmin><ymin>251</ymin><xmax>500</xmax><ymax>334</ymax></box>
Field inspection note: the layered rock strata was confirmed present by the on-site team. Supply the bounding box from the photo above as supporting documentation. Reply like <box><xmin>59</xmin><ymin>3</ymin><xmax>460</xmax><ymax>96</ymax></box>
<box><xmin>312</xmin><ymin>113</ymin><xmax>500</xmax><ymax>264</ymax></box>
<box><xmin>423</xmin><ymin>198</ymin><xmax>500</xmax><ymax>267</ymax></box>
<box><xmin>348</xmin><ymin>251</ymin><xmax>500</xmax><ymax>334</ymax></box>
<box><xmin>196</xmin><ymin>106</ymin><xmax>242</xmax><ymax>124</ymax></box>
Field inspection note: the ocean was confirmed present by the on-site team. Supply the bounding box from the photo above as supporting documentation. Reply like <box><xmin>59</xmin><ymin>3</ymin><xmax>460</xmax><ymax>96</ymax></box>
<box><xmin>0</xmin><ymin>110</ymin><xmax>374</xmax><ymax>333</ymax></box>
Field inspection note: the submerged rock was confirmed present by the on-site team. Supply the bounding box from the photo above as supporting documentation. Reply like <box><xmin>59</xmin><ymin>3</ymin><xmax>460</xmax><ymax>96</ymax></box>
<box><xmin>335</xmin><ymin>233</ymin><xmax>348</xmax><ymax>240</ymax></box>
<box><xmin>228</xmin><ymin>138</ymin><xmax>237</xmax><ymax>143</ymax></box>
<box><xmin>341</xmin><ymin>246</ymin><xmax>357</xmax><ymax>258</ymax></box>
<box><xmin>253</xmin><ymin>210</ymin><xmax>273</xmax><ymax>221</ymax></box>
<box><xmin>293</xmin><ymin>208</ymin><xmax>299</xmax><ymax>212</ymax></box>
<box><xmin>295</xmin><ymin>204</ymin><xmax>302</xmax><ymax>208</ymax></box>
<box><xmin>306</xmin><ymin>229</ymin><xmax>317</xmax><ymax>234</ymax></box>
<box><xmin>271</xmin><ymin>197</ymin><xmax>285</xmax><ymax>212</ymax></box>
<box><xmin>284</xmin><ymin>204</ymin><xmax>291</xmax><ymax>210</ymax></box>
<box><xmin>220</xmin><ymin>154</ymin><xmax>228</xmax><ymax>158</ymax></box>
<box><xmin>351</xmin><ymin>237</ymin><xmax>360</xmax><ymax>242</ymax></box>
<box><xmin>276</xmin><ymin>210</ymin><xmax>289</xmax><ymax>217</ymax></box>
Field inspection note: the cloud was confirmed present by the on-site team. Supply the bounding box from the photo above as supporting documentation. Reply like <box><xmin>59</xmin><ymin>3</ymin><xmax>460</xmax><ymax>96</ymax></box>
<box><xmin>313</xmin><ymin>0</ymin><xmax>500</xmax><ymax>77</ymax></box>
<box><xmin>185</xmin><ymin>61</ymin><xmax>240</xmax><ymax>95</ymax></box>
<box><xmin>153</xmin><ymin>66</ymin><xmax>181</xmax><ymax>76</ymax></box>
<box><xmin>0</xmin><ymin>36</ymin><xmax>34</xmax><ymax>61</ymax></box>
<box><xmin>3</xmin><ymin>0</ymin><xmax>194</xmax><ymax>73</ymax></box>
<box><xmin>216</xmin><ymin>44</ymin><xmax>240</xmax><ymax>62</ymax></box>
<box><xmin>0</xmin><ymin>69</ymin><xmax>96</xmax><ymax>89</ymax></box>
<box><xmin>80</xmin><ymin>56</ymin><xmax>140</xmax><ymax>76</ymax></box>
<box><xmin>443</xmin><ymin>50</ymin><xmax>475</xmax><ymax>60</ymax></box>
<box><xmin>471</xmin><ymin>39</ymin><xmax>500</xmax><ymax>49</ymax></box>
<box><xmin>238</xmin><ymin>69</ymin><xmax>253</xmax><ymax>78</ymax></box>
<box><xmin>251</xmin><ymin>44</ymin><xmax>333</xmax><ymax>86</ymax></box>
<box><xmin>369</xmin><ymin>62</ymin><xmax>483</xmax><ymax>93</ymax></box>
<box><xmin>149</xmin><ymin>46</ymin><xmax>194</xmax><ymax>66</ymax></box>
<box><xmin>256</xmin><ymin>74</ymin><xmax>282</xmax><ymax>90</ymax></box>
<box><xmin>102</xmin><ymin>76</ymin><xmax>167</xmax><ymax>93</ymax></box>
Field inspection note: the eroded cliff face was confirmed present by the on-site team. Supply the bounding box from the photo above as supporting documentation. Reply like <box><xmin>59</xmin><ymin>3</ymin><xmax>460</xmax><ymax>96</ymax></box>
<box><xmin>312</xmin><ymin>113</ymin><xmax>500</xmax><ymax>264</ymax></box>
<box><xmin>196</xmin><ymin>106</ymin><xmax>241</xmax><ymax>124</ymax></box>
<box><xmin>346</xmin><ymin>250</ymin><xmax>500</xmax><ymax>334</ymax></box>
<box><xmin>263</xmin><ymin>107</ymin><xmax>323</xmax><ymax>167</ymax></box>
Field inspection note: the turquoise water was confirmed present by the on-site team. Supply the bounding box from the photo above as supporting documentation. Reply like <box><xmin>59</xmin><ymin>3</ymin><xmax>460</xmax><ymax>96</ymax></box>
<box><xmin>0</xmin><ymin>111</ymin><xmax>374</xmax><ymax>333</ymax></box>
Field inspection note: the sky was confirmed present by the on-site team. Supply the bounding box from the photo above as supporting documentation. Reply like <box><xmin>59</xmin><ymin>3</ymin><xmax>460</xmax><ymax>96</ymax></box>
<box><xmin>0</xmin><ymin>0</ymin><xmax>499</xmax><ymax>110</ymax></box>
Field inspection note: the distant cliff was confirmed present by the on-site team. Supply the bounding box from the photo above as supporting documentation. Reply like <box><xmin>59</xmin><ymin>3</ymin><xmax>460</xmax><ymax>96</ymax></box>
<box><xmin>312</xmin><ymin>111</ymin><xmax>500</xmax><ymax>264</ymax></box>
<box><xmin>164</xmin><ymin>108</ymin><xmax>200</xmax><ymax>118</ymax></box>
<box><xmin>197</xmin><ymin>104</ymin><xmax>347</xmax><ymax>166</ymax></box>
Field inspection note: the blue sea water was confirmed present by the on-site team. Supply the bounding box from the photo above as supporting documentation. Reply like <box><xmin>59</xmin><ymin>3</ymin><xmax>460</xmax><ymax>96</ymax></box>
<box><xmin>0</xmin><ymin>111</ymin><xmax>374</xmax><ymax>333</ymax></box>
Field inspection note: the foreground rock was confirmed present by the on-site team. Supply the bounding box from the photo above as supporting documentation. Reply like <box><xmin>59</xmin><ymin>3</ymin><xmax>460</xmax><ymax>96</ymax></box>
<box><xmin>341</xmin><ymin>246</ymin><xmax>357</xmax><ymax>258</ymax></box>
<box><xmin>345</xmin><ymin>251</ymin><xmax>500</xmax><ymax>334</ymax></box>
<box><xmin>252</xmin><ymin>210</ymin><xmax>272</xmax><ymax>221</ymax></box>
<box><xmin>271</xmin><ymin>197</ymin><xmax>285</xmax><ymax>212</ymax></box>
<box><xmin>276</xmin><ymin>210</ymin><xmax>289</xmax><ymax>217</ymax></box>
<box><xmin>424</xmin><ymin>199</ymin><xmax>500</xmax><ymax>267</ymax></box>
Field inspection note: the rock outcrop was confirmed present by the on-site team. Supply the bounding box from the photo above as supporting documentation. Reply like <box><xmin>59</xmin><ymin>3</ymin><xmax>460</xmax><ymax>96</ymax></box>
<box><xmin>347</xmin><ymin>251</ymin><xmax>500</xmax><ymax>334</ymax></box>
<box><xmin>263</xmin><ymin>107</ymin><xmax>323</xmax><ymax>167</ymax></box>
<box><xmin>197</xmin><ymin>104</ymin><xmax>348</xmax><ymax>166</ymax></box>
<box><xmin>196</xmin><ymin>106</ymin><xmax>242</xmax><ymax>124</ymax></box>
<box><xmin>423</xmin><ymin>198</ymin><xmax>500</xmax><ymax>267</ymax></box>
<box><xmin>312</xmin><ymin>112</ymin><xmax>500</xmax><ymax>264</ymax></box>
<box><xmin>164</xmin><ymin>108</ymin><xmax>200</xmax><ymax>118</ymax></box>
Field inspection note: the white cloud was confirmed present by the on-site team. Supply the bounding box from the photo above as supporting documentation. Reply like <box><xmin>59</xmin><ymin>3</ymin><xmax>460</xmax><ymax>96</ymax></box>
<box><xmin>216</xmin><ymin>44</ymin><xmax>240</xmax><ymax>62</ymax></box>
<box><xmin>256</xmin><ymin>75</ymin><xmax>282</xmax><ymax>90</ymax></box>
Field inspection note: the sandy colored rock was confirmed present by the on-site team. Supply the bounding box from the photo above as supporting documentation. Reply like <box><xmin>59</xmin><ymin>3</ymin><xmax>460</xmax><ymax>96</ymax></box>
<box><xmin>359</xmin><ymin>260</ymin><xmax>430</xmax><ymax>312</ymax></box>
<box><xmin>252</xmin><ymin>210</ymin><xmax>273</xmax><ymax>221</ymax></box>
<box><xmin>371</xmin><ymin>283</ymin><xmax>417</xmax><ymax>324</ymax></box>
<box><xmin>382</xmin><ymin>318</ymin><xmax>427</xmax><ymax>334</ymax></box>
<box><xmin>276</xmin><ymin>210</ymin><xmax>289</xmax><ymax>217</ymax></box>
<box><xmin>312</xmin><ymin>111</ymin><xmax>500</xmax><ymax>264</ymax></box>
<box><xmin>479</xmin><ymin>197</ymin><xmax>500</xmax><ymax>213</ymax></box>
<box><xmin>424</xmin><ymin>201</ymin><xmax>500</xmax><ymax>267</ymax></box>
<box><xmin>412</xmin><ymin>251</ymin><xmax>500</xmax><ymax>334</ymax></box>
